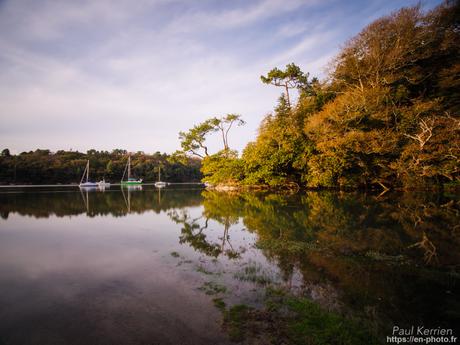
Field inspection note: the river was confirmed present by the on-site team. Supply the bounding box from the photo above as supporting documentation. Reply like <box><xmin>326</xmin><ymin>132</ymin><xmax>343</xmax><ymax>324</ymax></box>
<box><xmin>0</xmin><ymin>186</ymin><xmax>458</xmax><ymax>344</ymax></box>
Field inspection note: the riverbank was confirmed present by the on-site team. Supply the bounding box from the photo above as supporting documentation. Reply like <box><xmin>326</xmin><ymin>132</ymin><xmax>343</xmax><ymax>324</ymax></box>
<box><xmin>205</xmin><ymin>182</ymin><xmax>460</xmax><ymax>194</ymax></box>
<box><xmin>0</xmin><ymin>182</ymin><xmax>205</xmax><ymax>188</ymax></box>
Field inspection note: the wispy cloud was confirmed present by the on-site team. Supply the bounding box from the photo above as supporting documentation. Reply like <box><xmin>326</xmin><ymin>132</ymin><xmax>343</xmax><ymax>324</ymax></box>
<box><xmin>0</xmin><ymin>0</ymin><xmax>442</xmax><ymax>154</ymax></box>
<box><xmin>166</xmin><ymin>0</ymin><xmax>313</xmax><ymax>33</ymax></box>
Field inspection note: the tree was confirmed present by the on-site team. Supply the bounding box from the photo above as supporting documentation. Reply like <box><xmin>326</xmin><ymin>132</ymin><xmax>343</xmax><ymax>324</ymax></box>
<box><xmin>241</xmin><ymin>1</ymin><xmax>460</xmax><ymax>189</ymax></box>
<box><xmin>201</xmin><ymin>150</ymin><xmax>245</xmax><ymax>185</ymax></box>
<box><xmin>1</xmin><ymin>149</ymin><xmax>10</xmax><ymax>157</ymax></box>
<box><xmin>178</xmin><ymin>114</ymin><xmax>246</xmax><ymax>158</ymax></box>
<box><xmin>211</xmin><ymin>114</ymin><xmax>246</xmax><ymax>151</ymax></box>
<box><xmin>178</xmin><ymin>119</ymin><xmax>217</xmax><ymax>158</ymax></box>
<box><xmin>261</xmin><ymin>63</ymin><xmax>312</xmax><ymax>108</ymax></box>
<box><xmin>0</xmin><ymin>149</ymin><xmax>202</xmax><ymax>184</ymax></box>
<box><xmin>111</xmin><ymin>149</ymin><xmax>127</xmax><ymax>156</ymax></box>
<box><xmin>106</xmin><ymin>160</ymin><xmax>114</xmax><ymax>176</ymax></box>
<box><xmin>177</xmin><ymin>114</ymin><xmax>246</xmax><ymax>184</ymax></box>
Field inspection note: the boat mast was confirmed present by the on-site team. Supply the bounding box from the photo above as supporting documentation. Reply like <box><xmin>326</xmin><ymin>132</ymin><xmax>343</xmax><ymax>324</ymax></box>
<box><xmin>80</xmin><ymin>161</ymin><xmax>87</xmax><ymax>184</ymax></box>
<box><xmin>121</xmin><ymin>157</ymin><xmax>127</xmax><ymax>183</ymax></box>
<box><xmin>158</xmin><ymin>166</ymin><xmax>161</xmax><ymax>182</ymax></box>
<box><xmin>86</xmin><ymin>160</ymin><xmax>89</xmax><ymax>182</ymax></box>
<box><xmin>128</xmin><ymin>155</ymin><xmax>131</xmax><ymax>179</ymax></box>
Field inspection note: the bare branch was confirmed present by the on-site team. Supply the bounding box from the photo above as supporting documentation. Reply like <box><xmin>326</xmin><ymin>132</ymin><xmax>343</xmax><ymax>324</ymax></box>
<box><xmin>404</xmin><ymin>118</ymin><xmax>434</xmax><ymax>149</ymax></box>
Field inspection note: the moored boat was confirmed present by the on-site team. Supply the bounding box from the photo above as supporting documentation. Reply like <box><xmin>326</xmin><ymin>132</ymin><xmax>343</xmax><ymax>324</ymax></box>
<box><xmin>154</xmin><ymin>165</ymin><xmax>168</xmax><ymax>188</ymax></box>
<box><xmin>97</xmin><ymin>179</ymin><xmax>111</xmax><ymax>188</ymax></box>
<box><xmin>79</xmin><ymin>161</ymin><xmax>98</xmax><ymax>188</ymax></box>
<box><xmin>121</xmin><ymin>155</ymin><xmax>143</xmax><ymax>185</ymax></box>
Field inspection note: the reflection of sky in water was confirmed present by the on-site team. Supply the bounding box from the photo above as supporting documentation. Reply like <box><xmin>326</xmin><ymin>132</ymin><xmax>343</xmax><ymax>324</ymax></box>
<box><xmin>0</xmin><ymin>191</ymin><xmax>286</xmax><ymax>345</ymax></box>
<box><xmin>0</xmin><ymin>187</ymin><xmax>458</xmax><ymax>344</ymax></box>
<box><xmin>1</xmin><ymin>213</ymin><xmax>174</xmax><ymax>277</ymax></box>
<box><xmin>0</xmin><ymin>208</ymin><xmax>239</xmax><ymax>344</ymax></box>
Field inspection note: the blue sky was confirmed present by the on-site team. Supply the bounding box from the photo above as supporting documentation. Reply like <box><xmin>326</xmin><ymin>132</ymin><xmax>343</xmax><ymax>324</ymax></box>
<box><xmin>0</xmin><ymin>0</ymin><xmax>441</xmax><ymax>154</ymax></box>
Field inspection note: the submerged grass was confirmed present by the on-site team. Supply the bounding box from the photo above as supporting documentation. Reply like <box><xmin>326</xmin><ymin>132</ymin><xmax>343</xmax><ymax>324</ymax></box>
<box><xmin>214</xmin><ymin>287</ymin><xmax>382</xmax><ymax>345</ymax></box>
<box><xmin>199</xmin><ymin>281</ymin><xmax>227</xmax><ymax>295</ymax></box>
<box><xmin>284</xmin><ymin>296</ymin><xmax>381</xmax><ymax>345</ymax></box>
<box><xmin>196</xmin><ymin>265</ymin><xmax>216</xmax><ymax>275</ymax></box>
<box><xmin>233</xmin><ymin>262</ymin><xmax>274</xmax><ymax>285</ymax></box>
<box><xmin>256</xmin><ymin>239</ymin><xmax>319</xmax><ymax>254</ymax></box>
<box><xmin>212</xmin><ymin>297</ymin><xmax>226</xmax><ymax>311</ymax></box>
<box><xmin>223</xmin><ymin>304</ymin><xmax>254</xmax><ymax>342</ymax></box>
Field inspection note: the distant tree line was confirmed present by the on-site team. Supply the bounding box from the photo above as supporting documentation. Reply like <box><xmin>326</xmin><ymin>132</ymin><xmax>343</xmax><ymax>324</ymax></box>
<box><xmin>178</xmin><ymin>1</ymin><xmax>459</xmax><ymax>190</ymax></box>
<box><xmin>0</xmin><ymin>148</ymin><xmax>201</xmax><ymax>184</ymax></box>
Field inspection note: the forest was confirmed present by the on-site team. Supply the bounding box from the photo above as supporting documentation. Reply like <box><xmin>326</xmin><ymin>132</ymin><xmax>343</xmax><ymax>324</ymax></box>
<box><xmin>2</xmin><ymin>2</ymin><xmax>458</xmax><ymax>189</ymax></box>
<box><xmin>178</xmin><ymin>1</ymin><xmax>459</xmax><ymax>190</ymax></box>
<box><xmin>0</xmin><ymin>149</ymin><xmax>201</xmax><ymax>184</ymax></box>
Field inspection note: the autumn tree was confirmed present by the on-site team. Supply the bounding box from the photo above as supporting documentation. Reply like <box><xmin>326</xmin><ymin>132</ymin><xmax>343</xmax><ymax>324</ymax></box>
<box><xmin>243</xmin><ymin>1</ymin><xmax>459</xmax><ymax>189</ymax></box>
<box><xmin>175</xmin><ymin>2</ymin><xmax>459</xmax><ymax>189</ymax></box>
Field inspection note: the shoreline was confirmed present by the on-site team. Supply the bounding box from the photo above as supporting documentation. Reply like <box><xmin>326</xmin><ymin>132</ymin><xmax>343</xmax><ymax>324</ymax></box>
<box><xmin>0</xmin><ymin>182</ymin><xmax>205</xmax><ymax>188</ymax></box>
<box><xmin>205</xmin><ymin>183</ymin><xmax>460</xmax><ymax>193</ymax></box>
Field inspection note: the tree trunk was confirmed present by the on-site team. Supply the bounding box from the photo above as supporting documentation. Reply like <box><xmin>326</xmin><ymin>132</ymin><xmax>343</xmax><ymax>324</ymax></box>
<box><xmin>220</xmin><ymin>127</ymin><xmax>228</xmax><ymax>150</ymax></box>
<box><xmin>284</xmin><ymin>83</ymin><xmax>291</xmax><ymax>108</ymax></box>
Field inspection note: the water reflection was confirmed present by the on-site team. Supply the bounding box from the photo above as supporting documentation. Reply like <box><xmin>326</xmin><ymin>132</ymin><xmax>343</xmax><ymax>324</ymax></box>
<box><xmin>0</xmin><ymin>187</ymin><xmax>458</xmax><ymax>342</ymax></box>
<box><xmin>0</xmin><ymin>186</ymin><xmax>203</xmax><ymax>218</ymax></box>
<box><xmin>168</xmin><ymin>190</ymin><xmax>460</xmax><ymax>334</ymax></box>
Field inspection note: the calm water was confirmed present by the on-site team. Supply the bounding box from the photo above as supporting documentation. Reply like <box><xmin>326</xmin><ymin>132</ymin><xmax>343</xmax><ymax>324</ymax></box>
<box><xmin>0</xmin><ymin>186</ymin><xmax>459</xmax><ymax>344</ymax></box>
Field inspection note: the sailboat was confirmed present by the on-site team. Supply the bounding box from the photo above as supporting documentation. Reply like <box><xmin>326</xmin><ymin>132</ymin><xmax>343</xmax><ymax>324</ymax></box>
<box><xmin>97</xmin><ymin>178</ymin><xmax>110</xmax><ymax>188</ymax></box>
<box><xmin>154</xmin><ymin>165</ymin><xmax>167</xmax><ymax>188</ymax></box>
<box><xmin>121</xmin><ymin>155</ymin><xmax>143</xmax><ymax>185</ymax></box>
<box><xmin>79</xmin><ymin>160</ymin><xmax>98</xmax><ymax>188</ymax></box>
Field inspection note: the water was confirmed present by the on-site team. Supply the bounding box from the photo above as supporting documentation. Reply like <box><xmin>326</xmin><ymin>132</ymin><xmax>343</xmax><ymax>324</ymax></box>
<box><xmin>0</xmin><ymin>186</ymin><xmax>459</xmax><ymax>344</ymax></box>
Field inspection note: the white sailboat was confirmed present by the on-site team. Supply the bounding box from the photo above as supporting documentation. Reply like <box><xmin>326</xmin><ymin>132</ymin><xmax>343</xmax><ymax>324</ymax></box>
<box><xmin>154</xmin><ymin>165</ymin><xmax>167</xmax><ymax>188</ymax></box>
<box><xmin>121</xmin><ymin>155</ymin><xmax>143</xmax><ymax>185</ymax></box>
<box><xmin>79</xmin><ymin>160</ymin><xmax>98</xmax><ymax>188</ymax></box>
<box><xmin>97</xmin><ymin>179</ymin><xmax>111</xmax><ymax>188</ymax></box>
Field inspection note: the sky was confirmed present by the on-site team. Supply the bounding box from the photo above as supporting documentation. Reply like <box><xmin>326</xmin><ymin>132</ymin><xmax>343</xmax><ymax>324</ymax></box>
<box><xmin>0</xmin><ymin>0</ymin><xmax>442</xmax><ymax>155</ymax></box>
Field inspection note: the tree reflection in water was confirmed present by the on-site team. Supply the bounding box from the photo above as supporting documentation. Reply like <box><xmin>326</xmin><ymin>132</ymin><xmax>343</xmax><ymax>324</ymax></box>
<box><xmin>168</xmin><ymin>189</ymin><xmax>460</xmax><ymax>334</ymax></box>
<box><xmin>0</xmin><ymin>186</ymin><xmax>458</xmax><ymax>335</ymax></box>
<box><xmin>169</xmin><ymin>191</ymin><xmax>245</xmax><ymax>259</ymax></box>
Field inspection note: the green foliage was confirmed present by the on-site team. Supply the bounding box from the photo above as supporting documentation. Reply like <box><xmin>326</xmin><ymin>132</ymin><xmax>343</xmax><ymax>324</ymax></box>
<box><xmin>0</xmin><ymin>149</ymin><xmax>201</xmax><ymax>184</ymax></box>
<box><xmin>284</xmin><ymin>296</ymin><xmax>381</xmax><ymax>345</ymax></box>
<box><xmin>212</xmin><ymin>297</ymin><xmax>226</xmax><ymax>311</ymax></box>
<box><xmin>177</xmin><ymin>114</ymin><xmax>246</xmax><ymax>159</ymax></box>
<box><xmin>201</xmin><ymin>150</ymin><xmax>245</xmax><ymax>185</ymax></box>
<box><xmin>178</xmin><ymin>190</ymin><xmax>459</xmax><ymax>342</ymax></box>
<box><xmin>222</xmin><ymin>304</ymin><xmax>253</xmax><ymax>342</ymax></box>
<box><xmin>178</xmin><ymin>119</ymin><xmax>217</xmax><ymax>158</ymax></box>
<box><xmin>176</xmin><ymin>114</ymin><xmax>246</xmax><ymax>185</ymax></box>
<box><xmin>198</xmin><ymin>281</ymin><xmax>227</xmax><ymax>295</ymax></box>
<box><xmin>233</xmin><ymin>262</ymin><xmax>274</xmax><ymax>285</ymax></box>
<box><xmin>175</xmin><ymin>2</ymin><xmax>459</xmax><ymax>190</ymax></box>
<box><xmin>216</xmin><ymin>291</ymin><xmax>381</xmax><ymax>345</ymax></box>
<box><xmin>243</xmin><ymin>1</ymin><xmax>459</xmax><ymax>190</ymax></box>
<box><xmin>211</xmin><ymin>114</ymin><xmax>245</xmax><ymax>150</ymax></box>
<box><xmin>241</xmin><ymin>94</ymin><xmax>314</xmax><ymax>188</ymax></box>
<box><xmin>261</xmin><ymin>63</ymin><xmax>313</xmax><ymax>108</ymax></box>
